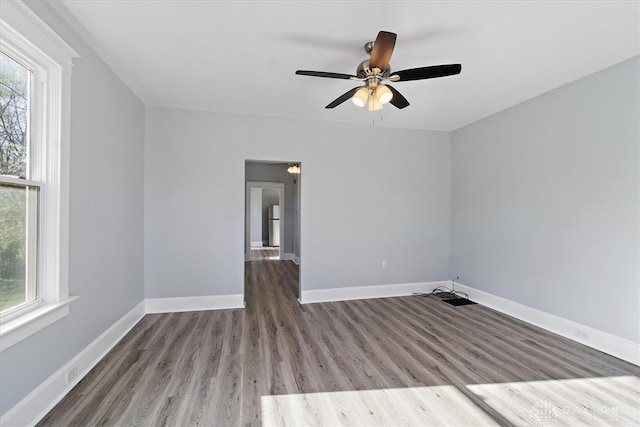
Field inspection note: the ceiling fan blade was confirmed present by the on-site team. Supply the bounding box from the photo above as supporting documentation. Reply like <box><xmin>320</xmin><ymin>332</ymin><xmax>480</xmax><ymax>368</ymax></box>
<box><xmin>369</xmin><ymin>31</ymin><xmax>397</xmax><ymax>72</ymax></box>
<box><xmin>386</xmin><ymin>85</ymin><xmax>409</xmax><ymax>109</ymax></box>
<box><xmin>390</xmin><ymin>64</ymin><xmax>461</xmax><ymax>82</ymax></box>
<box><xmin>325</xmin><ymin>86</ymin><xmax>361</xmax><ymax>109</ymax></box>
<box><xmin>296</xmin><ymin>70</ymin><xmax>359</xmax><ymax>80</ymax></box>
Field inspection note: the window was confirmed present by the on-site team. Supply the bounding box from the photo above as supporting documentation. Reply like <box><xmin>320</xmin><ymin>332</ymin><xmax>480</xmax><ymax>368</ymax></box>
<box><xmin>1</xmin><ymin>52</ymin><xmax>39</xmax><ymax>314</ymax></box>
<box><xmin>0</xmin><ymin>1</ymin><xmax>77</xmax><ymax>351</ymax></box>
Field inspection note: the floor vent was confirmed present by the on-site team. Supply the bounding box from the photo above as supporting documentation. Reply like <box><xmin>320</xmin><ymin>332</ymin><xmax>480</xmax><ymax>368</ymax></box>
<box><xmin>443</xmin><ymin>297</ymin><xmax>477</xmax><ymax>306</ymax></box>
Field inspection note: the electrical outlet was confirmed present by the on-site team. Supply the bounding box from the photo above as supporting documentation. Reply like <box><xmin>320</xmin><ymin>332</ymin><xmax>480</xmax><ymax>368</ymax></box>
<box><xmin>66</xmin><ymin>366</ymin><xmax>78</xmax><ymax>384</ymax></box>
<box><xmin>382</xmin><ymin>260</ymin><xmax>388</xmax><ymax>269</ymax></box>
<box><xmin>575</xmin><ymin>329</ymin><xmax>589</xmax><ymax>340</ymax></box>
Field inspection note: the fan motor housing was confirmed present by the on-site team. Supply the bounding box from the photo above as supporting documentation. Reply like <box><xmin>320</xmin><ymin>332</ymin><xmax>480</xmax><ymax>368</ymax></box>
<box><xmin>356</xmin><ymin>59</ymin><xmax>391</xmax><ymax>79</ymax></box>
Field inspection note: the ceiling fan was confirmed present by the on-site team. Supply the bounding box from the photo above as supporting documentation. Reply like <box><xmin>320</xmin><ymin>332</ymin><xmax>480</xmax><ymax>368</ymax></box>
<box><xmin>295</xmin><ymin>31</ymin><xmax>461</xmax><ymax>111</ymax></box>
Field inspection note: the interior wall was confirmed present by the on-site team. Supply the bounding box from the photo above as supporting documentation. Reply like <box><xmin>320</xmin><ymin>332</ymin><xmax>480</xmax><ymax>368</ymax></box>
<box><xmin>0</xmin><ymin>1</ymin><xmax>146</xmax><ymax>416</ymax></box>
<box><xmin>250</xmin><ymin>188</ymin><xmax>262</xmax><ymax>245</ymax></box>
<box><xmin>145</xmin><ymin>107</ymin><xmax>451</xmax><ymax>299</ymax></box>
<box><xmin>451</xmin><ymin>56</ymin><xmax>639</xmax><ymax>343</ymax></box>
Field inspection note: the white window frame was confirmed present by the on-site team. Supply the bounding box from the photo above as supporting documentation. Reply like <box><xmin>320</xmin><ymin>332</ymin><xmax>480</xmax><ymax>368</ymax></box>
<box><xmin>0</xmin><ymin>1</ymin><xmax>78</xmax><ymax>352</ymax></box>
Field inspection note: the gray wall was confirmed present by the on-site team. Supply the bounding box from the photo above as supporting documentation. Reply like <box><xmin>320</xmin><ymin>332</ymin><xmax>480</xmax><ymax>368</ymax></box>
<box><xmin>451</xmin><ymin>56</ymin><xmax>639</xmax><ymax>343</ymax></box>
<box><xmin>145</xmin><ymin>107</ymin><xmax>451</xmax><ymax>298</ymax></box>
<box><xmin>0</xmin><ymin>1</ymin><xmax>146</xmax><ymax>415</ymax></box>
<box><xmin>250</xmin><ymin>187</ymin><xmax>262</xmax><ymax>244</ymax></box>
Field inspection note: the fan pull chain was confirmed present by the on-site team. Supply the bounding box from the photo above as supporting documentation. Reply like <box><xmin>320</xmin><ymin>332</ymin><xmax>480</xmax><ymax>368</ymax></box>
<box><xmin>371</xmin><ymin>112</ymin><xmax>383</xmax><ymax>126</ymax></box>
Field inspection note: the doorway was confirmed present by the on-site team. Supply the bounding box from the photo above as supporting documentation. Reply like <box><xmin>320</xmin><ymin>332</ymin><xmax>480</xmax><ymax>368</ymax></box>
<box><xmin>245</xmin><ymin>181</ymin><xmax>285</xmax><ymax>261</ymax></box>
<box><xmin>244</xmin><ymin>160</ymin><xmax>301</xmax><ymax>304</ymax></box>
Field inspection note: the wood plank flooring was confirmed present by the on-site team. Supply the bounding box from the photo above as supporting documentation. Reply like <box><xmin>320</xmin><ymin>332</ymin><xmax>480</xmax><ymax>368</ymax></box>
<box><xmin>39</xmin><ymin>260</ymin><xmax>640</xmax><ymax>426</ymax></box>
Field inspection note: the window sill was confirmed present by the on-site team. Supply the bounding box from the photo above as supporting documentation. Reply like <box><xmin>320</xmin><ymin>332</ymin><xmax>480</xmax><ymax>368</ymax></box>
<box><xmin>0</xmin><ymin>296</ymin><xmax>79</xmax><ymax>352</ymax></box>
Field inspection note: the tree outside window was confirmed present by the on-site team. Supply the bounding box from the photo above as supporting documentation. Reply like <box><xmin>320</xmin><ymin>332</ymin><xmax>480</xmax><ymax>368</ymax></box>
<box><xmin>0</xmin><ymin>51</ymin><xmax>36</xmax><ymax>313</ymax></box>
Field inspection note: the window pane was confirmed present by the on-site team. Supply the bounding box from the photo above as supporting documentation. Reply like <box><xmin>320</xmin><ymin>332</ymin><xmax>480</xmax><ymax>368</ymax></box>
<box><xmin>0</xmin><ymin>183</ymin><xmax>38</xmax><ymax>313</ymax></box>
<box><xmin>0</xmin><ymin>52</ymin><xmax>30</xmax><ymax>178</ymax></box>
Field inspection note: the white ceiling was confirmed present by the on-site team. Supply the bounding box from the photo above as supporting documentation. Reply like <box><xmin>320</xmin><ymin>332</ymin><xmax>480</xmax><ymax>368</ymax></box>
<box><xmin>54</xmin><ymin>0</ymin><xmax>639</xmax><ymax>131</ymax></box>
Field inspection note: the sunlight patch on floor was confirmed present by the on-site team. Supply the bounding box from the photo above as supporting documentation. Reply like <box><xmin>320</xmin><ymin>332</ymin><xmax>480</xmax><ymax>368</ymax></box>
<box><xmin>261</xmin><ymin>385</ymin><xmax>498</xmax><ymax>427</ymax></box>
<box><xmin>261</xmin><ymin>376</ymin><xmax>640</xmax><ymax>426</ymax></box>
<box><xmin>467</xmin><ymin>375</ymin><xmax>640</xmax><ymax>426</ymax></box>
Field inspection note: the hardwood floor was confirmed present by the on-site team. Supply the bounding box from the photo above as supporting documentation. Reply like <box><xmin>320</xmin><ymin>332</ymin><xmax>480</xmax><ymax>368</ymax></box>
<box><xmin>39</xmin><ymin>260</ymin><xmax>640</xmax><ymax>426</ymax></box>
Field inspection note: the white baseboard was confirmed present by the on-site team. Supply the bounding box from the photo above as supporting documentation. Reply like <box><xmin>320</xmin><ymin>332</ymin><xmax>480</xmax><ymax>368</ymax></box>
<box><xmin>8</xmin><ymin>280</ymin><xmax>637</xmax><ymax>427</ymax></box>
<box><xmin>250</xmin><ymin>241</ymin><xmax>263</xmax><ymax>247</ymax></box>
<box><xmin>282</xmin><ymin>253</ymin><xmax>299</xmax><ymax>264</ymax></box>
<box><xmin>0</xmin><ymin>300</ymin><xmax>146</xmax><ymax>427</ymax></box>
<box><xmin>452</xmin><ymin>281</ymin><xmax>640</xmax><ymax>366</ymax></box>
<box><xmin>300</xmin><ymin>281</ymin><xmax>448</xmax><ymax>304</ymax></box>
<box><xmin>145</xmin><ymin>294</ymin><xmax>244</xmax><ymax>313</ymax></box>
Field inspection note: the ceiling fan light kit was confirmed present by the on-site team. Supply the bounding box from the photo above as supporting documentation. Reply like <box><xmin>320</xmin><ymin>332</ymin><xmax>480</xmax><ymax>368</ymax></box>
<box><xmin>368</xmin><ymin>93</ymin><xmax>383</xmax><ymax>111</ymax></box>
<box><xmin>352</xmin><ymin>86</ymin><xmax>369</xmax><ymax>107</ymax></box>
<box><xmin>375</xmin><ymin>84</ymin><xmax>393</xmax><ymax>104</ymax></box>
<box><xmin>296</xmin><ymin>30</ymin><xmax>461</xmax><ymax>111</ymax></box>
<box><xmin>287</xmin><ymin>163</ymin><xmax>301</xmax><ymax>174</ymax></box>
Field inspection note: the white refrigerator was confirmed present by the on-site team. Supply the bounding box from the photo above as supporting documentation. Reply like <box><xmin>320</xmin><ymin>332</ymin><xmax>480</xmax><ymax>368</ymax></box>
<box><xmin>268</xmin><ymin>205</ymin><xmax>280</xmax><ymax>247</ymax></box>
